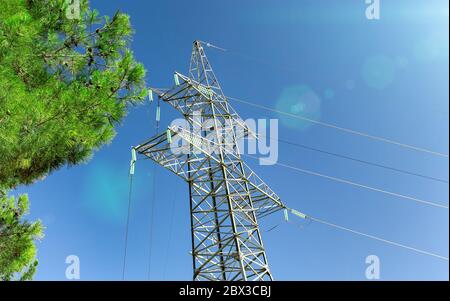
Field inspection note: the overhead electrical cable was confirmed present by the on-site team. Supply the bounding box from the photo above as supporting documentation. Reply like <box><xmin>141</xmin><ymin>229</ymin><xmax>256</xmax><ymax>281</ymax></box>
<box><xmin>251</xmin><ymin>133</ymin><xmax>448</xmax><ymax>184</ymax></box>
<box><xmin>243</xmin><ymin>154</ymin><xmax>449</xmax><ymax>210</ymax></box>
<box><xmin>122</xmin><ymin>149</ymin><xmax>137</xmax><ymax>280</ymax></box>
<box><xmin>147</xmin><ymin>98</ymin><xmax>161</xmax><ymax>280</ymax></box>
<box><xmin>163</xmin><ymin>190</ymin><xmax>176</xmax><ymax>280</ymax></box>
<box><xmin>285</xmin><ymin>209</ymin><xmax>449</xmax><ymax>261</ymax></box>
<box><xmin>228</xmin><ymin>96</ymin><xmax>449</xmax><ymax>158</ymax></box>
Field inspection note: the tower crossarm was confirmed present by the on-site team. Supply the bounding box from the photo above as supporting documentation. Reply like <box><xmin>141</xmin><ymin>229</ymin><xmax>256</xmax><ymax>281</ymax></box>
<box><xmin>134</xmin><ymin>128</ymin><xmax>191</xmax><ymax>181</ymax></box>
<box><xmin>175</xmin><ymin>125</ymin><xmax>286</xmax><ymax>215</ymax></box>
<box><xmin>149</xmin><ymin>74</ymin><xmax>256</xmax><ymax>141</ymax></box>
<box><xmin>135</xmin><ymin>125</ymin><xmax>286</xmax><ymax>218</ymax></box>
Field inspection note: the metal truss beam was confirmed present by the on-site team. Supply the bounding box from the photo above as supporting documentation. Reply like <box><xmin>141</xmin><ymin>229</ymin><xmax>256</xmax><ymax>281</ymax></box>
<box><xmin>135</xmin><ymin>41</ymin><xmax>286</xmax><ymax>281</ymax></box>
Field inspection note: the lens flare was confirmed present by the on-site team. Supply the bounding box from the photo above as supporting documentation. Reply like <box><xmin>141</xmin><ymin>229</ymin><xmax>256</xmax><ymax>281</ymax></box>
<box><xmin>275</xmin><ymin>85</ymin><xmax>321</xmax><ymax>131</ymax></box>
<box><xmin>81</xmin><ymin>160</ymin><xmax>150</xmax><ymax>224</ymax></box>
<box><xmin>361</xmin><ymin>55</ymin><xmax>396</xmax><ymax>90</ymax></box>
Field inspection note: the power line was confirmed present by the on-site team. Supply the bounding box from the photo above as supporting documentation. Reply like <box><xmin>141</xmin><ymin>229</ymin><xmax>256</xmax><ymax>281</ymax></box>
<box><xmin>201</xmin><ymin>40</ymin><xmax>227</xmax><ymax>52</ymax></box>
<box><xmin>147</xmin><ymin>112</ymin><xmax>161</xmax><ymax>280</ymax></box>
<box><xmin>163</xmin><ymin>190</ymin><xmax>176</xmax><ymax>280</ymax></box>
<box><xmin>244</xmin><ymin>154</ymin><xmax>449</xmax><ymax>210</ymax></box>
<box><xmin>122</xmin><ymin>173</ymin><xmax>134</xmax><ymax>280</ymax></box>
<box><xmin>229</xmin><ymin>96</ymin><xmax>449</xmax><ymax>158</ymax></box>
<box><xmin>252</xmin><ymin>133</ymin><xmax>448</xmax><ymax>184</ymax></box>
<box><xmin>147</xmin><ymin>166</ymin><xmax>157</xmax><ymax>280</ymax></box>
<box><xmin>305</xmin><ymin>215</ymin><xmax>449</xmax><ymax>261</ymax></box>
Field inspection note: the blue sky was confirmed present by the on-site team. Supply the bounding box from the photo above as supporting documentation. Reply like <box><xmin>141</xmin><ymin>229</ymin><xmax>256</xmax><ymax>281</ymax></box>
<box><xmin>14</xmin><ymin>0</ymin><xmax>449</xmax><ymax>280</ymax></box>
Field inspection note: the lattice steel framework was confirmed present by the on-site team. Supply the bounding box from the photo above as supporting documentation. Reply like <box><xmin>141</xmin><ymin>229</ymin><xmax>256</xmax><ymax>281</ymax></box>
<box><xmin>134</xmin><ymin>41</ymin><xmax>287</xmax><ymax>281</ymax></box>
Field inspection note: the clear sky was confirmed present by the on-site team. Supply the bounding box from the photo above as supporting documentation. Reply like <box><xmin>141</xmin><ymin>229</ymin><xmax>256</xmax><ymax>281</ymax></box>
<box><xmin>14</xmin><ymin>0</ymin><xmax>449</xmax><ymax>280</ymax></box>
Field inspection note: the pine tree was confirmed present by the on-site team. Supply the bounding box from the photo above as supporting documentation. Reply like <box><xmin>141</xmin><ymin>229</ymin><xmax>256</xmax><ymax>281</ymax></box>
<box><xmin>0</xmin><ymin>0</ymin><xmax>147</xmax><ymax>188</ymax></box>
<box><xmin>0</xmin><ymin>191</ymin><xmax>43</xmax><ymax>281</ymax></box>
<box><xmin>0</xmin><ymin>0</ymin><xmax>147</xmax><ymax>279</ymax></box>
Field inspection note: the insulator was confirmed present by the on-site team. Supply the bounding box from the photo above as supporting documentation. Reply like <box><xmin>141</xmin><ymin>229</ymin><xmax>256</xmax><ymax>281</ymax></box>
<box><xmin>148</xmin><ymin>89</ymin><xmax>153</xmax><ymax>103</ymax></box>
<box><xmin>166</xmin><ymin>129</ymin><xmax>172</xmax><ymax>144</ymax></box>
<box><xmin>156</xmin><ymin>105</ymin><xmax>161</xmax><ymax>122</ymax></box>
<box><xmin>174</xmin><ymin>73</ymin><xmax>180</xmax><ymax>86</ymax></box>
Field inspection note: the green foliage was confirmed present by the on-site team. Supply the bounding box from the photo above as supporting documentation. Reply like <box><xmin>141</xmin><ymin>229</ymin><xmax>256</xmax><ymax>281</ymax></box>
<box><xmin>0</xmin><ymin>0</ymin><xmax>147</xmax><ymax>189</ymax></box>
<box><xmin>0</xmin><ymin>0</ymin><xmax>147</xmax><ymax>280</ymax></box>
<box><xmin>0</xmin><ymin>191</ymin><xmax>43</xmax><ymax>281</ymax></box>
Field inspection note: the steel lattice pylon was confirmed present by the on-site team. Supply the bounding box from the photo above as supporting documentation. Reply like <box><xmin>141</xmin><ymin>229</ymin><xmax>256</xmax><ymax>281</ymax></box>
<box><xmin>134</xmin><ymin>41</ymin><xmax>287</xmax><ymax>281</ymax></box>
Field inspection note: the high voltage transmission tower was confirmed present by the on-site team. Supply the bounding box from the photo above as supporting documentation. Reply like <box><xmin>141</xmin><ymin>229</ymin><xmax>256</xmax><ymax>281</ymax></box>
<box><xmin>133</xmin><ymin>40</ymin><xmax>292</xmax><ymax>281</ymax></box>
<box><xmin>128</xmin><ymin>40</ymin><xmax>448</xmax><ymax>281</ymax></box>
